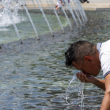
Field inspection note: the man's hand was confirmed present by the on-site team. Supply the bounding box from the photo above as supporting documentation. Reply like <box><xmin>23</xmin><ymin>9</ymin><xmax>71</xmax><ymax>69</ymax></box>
<box><xmin>76</xmin><ymin>72</ymin><xmax>105</xmax><ymax>90</ymax></box>
<box><xmin>76</xmin><ymin>72</ymin><xmax>95</xmax><ymax>83</ymax></box>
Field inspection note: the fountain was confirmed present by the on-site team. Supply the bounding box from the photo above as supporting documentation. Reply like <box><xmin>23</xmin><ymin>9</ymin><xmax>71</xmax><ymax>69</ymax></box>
<box><xmin>0</xmin><ymin>0</ymin><xmax>87</xmax><ymax>44</ymax></box>
<box><xmin>1</xmin><ymin>0</ymin><xmax>21</xmax><ymax>41</ymax></box>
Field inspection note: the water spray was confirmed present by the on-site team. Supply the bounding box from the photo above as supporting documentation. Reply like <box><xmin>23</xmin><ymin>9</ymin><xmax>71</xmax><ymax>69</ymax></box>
<box><xmin>36</xmin><ymin>0</ymin><xmax>54</xmax><ymax>37</ymax></box>
<box><xmin>57</xmin><ymin>0</ymin><xmax>73</xmax><ymax>31</ymax></box>
<box><xmin>66</xmin><ymin>73</ymin><xmax>84</xmax><ymax>110</ymax></box>
<box><xmin>49</xmin><ymin>0</ymin><xmax>65</xmax><ymax>34</ymax></box>
<box><xmin>20</xmin><ymin>0</ymin><xmax>40</xmax><ymax>40</ymax></box>
<box><xmin>64</xmin><ymin>0</ymin><xmax>79</xmax><ymax>28</ymax></box>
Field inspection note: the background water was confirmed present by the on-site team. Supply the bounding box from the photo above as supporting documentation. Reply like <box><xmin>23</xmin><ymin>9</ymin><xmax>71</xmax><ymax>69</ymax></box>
<box><xmin>0</xmin><ymin>11</ymin><xmax>68</xmax><ymax>43</ymax></box>
<box><xmin>0</xmin><ymin>10</ymin><xmax>110</xmax><ymax>110</ymax></box>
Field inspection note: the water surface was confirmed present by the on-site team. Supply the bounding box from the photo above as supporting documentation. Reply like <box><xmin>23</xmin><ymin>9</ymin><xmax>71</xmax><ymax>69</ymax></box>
<box><xmin>0</xmin><ymin>10</ymin><xmax>110</xmax><ymax>110</ymax></box>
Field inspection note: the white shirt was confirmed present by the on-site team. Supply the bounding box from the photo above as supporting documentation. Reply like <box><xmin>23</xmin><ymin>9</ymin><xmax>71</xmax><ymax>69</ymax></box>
<box><xmin>57</xmin><ymin>1</ymin><xmax>62</xmax><ymax>7</ymax></box>
<box><xmin>97</xmin><ymin>40</ymin><xmax>110</xmax><ymax>77</ymax></box>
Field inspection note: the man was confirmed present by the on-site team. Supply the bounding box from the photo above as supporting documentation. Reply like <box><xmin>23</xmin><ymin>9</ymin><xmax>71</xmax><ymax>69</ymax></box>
<box><xmin>55</xmin><ymin>0</ymin><xmax>63</xmax><ymax>10</ymax></box>
<box><xmin>65</xmin><ymin>40</ymin><xmax>110</xmax><ymax>110</ymax></box>
<box><xmin>55</xmin><ymin>0</ymin><xmax>70</xmax><ymax>10</ymax></box>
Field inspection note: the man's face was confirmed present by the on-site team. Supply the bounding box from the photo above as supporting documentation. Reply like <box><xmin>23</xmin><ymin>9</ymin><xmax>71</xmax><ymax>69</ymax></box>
<box><xmin>72</xmin><ymin>56</ymin><xmax>101</xmax><ymax>76</ymax></box>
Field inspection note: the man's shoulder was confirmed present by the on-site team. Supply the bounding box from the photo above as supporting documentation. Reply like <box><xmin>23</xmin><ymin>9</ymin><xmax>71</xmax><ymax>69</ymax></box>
<box><xmin>100</xmin><ymin>40</ymin><xmax>110</xmax><ymax>52</ymax></box>
<box><xmin>102</xmin><ymin>40</ymin><xmax>110</xmax><ymax>46</ymax></box>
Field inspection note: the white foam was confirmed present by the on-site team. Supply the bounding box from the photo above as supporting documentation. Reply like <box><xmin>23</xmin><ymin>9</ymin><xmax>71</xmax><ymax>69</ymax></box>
<box><xmin>0</xmin><ymin>11</ymin><xmax>26</xmax><ymax>28</ymax></box>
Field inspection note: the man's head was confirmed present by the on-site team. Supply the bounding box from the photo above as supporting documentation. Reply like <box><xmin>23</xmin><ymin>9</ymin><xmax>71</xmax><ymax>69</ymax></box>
<box><xmin>65</xmin><ymin>40</ymin><xmax>101</xmax><ymax>76</ymax></box>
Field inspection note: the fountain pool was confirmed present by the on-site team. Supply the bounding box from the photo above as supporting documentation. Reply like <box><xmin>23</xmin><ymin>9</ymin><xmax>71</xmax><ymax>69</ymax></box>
<box><xmin>0</xmin><ymin>9</ymin><xmax>110</xmax><ymax>110</ymax></box>
<box><xmin>0</xmin><ymin>11</ymin><xmax>69</xmax><ymax>44</ymax></box>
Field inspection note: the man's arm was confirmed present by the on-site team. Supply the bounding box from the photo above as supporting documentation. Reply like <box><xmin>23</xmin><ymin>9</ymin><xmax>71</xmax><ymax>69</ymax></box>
<box><xmin>92</xmin><ymin>78</ymin><xmax>105</xmax><ymax>91</ymax></box>
<box><xmin>100</xmin><ymin>73</ymin><xmax>110</xmax><ymax>110</ymax></box>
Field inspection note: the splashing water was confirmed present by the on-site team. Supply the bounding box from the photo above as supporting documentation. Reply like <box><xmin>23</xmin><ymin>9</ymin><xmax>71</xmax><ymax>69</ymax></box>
<box><xmin>0</xmin><ymin>12</ymin><xmax>25</xmax><ymax>28</ymax></box>
<box><xmin>65</xmin><ymin>74</ymin><xmax>77</xmax><ymax>103</ymax></box>
<box><xmin>0</xmin><ymin>0</ymin><xmax>26</xmax><ymax>28</ymax></box>
<box><xmin>65</xmin><ymin>73</ymin><xmax>84</xmax><ymax>110</ymax></box>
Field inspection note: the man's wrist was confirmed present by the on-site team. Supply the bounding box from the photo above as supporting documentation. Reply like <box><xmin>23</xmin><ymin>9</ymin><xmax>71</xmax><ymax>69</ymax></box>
<box><xmin>92</xmin><ymin>77</ymin><xmax>97</xmax><ymax>84</ymax></box>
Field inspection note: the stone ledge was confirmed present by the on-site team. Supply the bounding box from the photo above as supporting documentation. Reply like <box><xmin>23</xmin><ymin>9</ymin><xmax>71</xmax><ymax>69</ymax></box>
<box><xmin>22</xmin><ymin>3</ymin><xmax>110</xmax><ymax>11</ymax></box>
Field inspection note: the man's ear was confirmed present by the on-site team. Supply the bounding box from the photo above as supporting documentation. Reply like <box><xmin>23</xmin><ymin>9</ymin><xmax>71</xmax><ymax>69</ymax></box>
<box><xmin>84</xmin><ymin>56</ymin><xmax>92</xmax><ymax>62</ymax></box>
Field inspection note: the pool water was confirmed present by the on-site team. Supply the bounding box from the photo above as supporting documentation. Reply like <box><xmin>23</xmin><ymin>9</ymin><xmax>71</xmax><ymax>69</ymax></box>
<box><xmin>0</xmin><ymin>10</ymin><xmax>110</xmax><ymax>110</ymax></box>
<box><xmin>0</xmin><ymin>12</ymin><xmax>69</xmax><ymax>44</ymax></box>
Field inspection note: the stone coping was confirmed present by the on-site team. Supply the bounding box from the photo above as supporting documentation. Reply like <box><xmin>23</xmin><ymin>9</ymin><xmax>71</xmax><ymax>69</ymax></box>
<box><xmin>22</xmin><ymin>3</ymin><xmax>110</xmax><ymax>11</ymax></box>
<box><xmin>0</xmin><ymin>0</ymin><xmax>110</xmax><ymax>10</ymax></box>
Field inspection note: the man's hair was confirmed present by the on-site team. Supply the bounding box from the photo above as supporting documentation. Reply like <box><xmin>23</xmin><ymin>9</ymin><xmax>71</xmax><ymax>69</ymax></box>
<box><xmin>65</xmin><ymin>40</ymin><xmax>96</xmax><ymax>67</ymax></box>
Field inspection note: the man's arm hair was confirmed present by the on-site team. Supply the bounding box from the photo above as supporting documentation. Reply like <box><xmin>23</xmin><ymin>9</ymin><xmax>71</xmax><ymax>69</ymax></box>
<box><xmin>92</xmin><ymin>78</ymin><xmax>105</xmax><ymax>90</ymax></box>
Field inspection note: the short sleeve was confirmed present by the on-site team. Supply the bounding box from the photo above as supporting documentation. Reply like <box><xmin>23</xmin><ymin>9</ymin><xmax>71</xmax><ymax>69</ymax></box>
<box><xmin>101</xmin><ymin>53</ymin><xmax>110</xmax><ymax>77</ymax></box>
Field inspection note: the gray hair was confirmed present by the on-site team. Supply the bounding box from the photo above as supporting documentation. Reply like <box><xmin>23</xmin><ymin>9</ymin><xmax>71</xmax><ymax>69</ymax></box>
<box><xmin>65</xmin><ymin>40</ymin><xmax>96</xmax><ymax>66</ymax></box>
